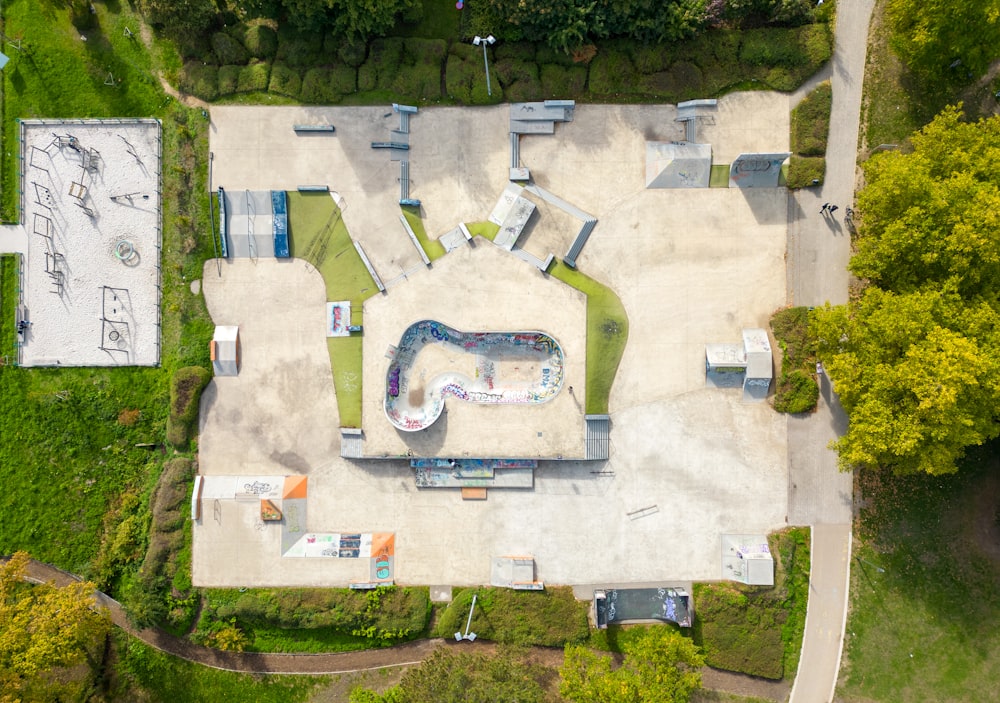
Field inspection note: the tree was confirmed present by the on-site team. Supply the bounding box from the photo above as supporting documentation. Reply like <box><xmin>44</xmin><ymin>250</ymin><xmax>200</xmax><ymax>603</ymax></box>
<box><xmin>886</xmin><ymin>0</ymin><xmax>1000</xmax><ymax>84</ymax></box>
<box><xmin>0</xmin><ymin>552</ymin><xmax>112</xmax><ymax>699</ymax></box>
<box><xmin>280</xmin><ymin>0</ymin><xmax>421</xmax><ymax>37</ymax></box>
<box><xmin>560</xmin><ymin>627</ymin><xmax>704</xmax><ymax>703</ymax></box>
<box><xmin>852</xmin><ymin>108</ymin><xmax>1000</xmax><ymax>298</ymax></box>
<box><xmin>138</xmin><ymin>0</ymin><xmax>217</xmax><ymax>35</ymax></box>
<box><xmin>811</xmin><ymin>288</ymin><xmax>1000</xmax><ymax>475</ymax></box>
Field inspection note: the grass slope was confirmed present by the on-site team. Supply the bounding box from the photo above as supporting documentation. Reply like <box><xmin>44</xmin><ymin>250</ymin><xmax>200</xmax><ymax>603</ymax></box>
<box><xmin>839</xmin><ymin>450</ymin><xmax>1000</xmax><ymax>702</ymax></box>
<box><xmin>286</xmin><ymin>191</ymin><xmax>380</xmax><ymax>427</ymax></box>
<box><xmin>548</xmin><ymin>261</ymin><xmax>628</xmax><ymax>414</ymax></box>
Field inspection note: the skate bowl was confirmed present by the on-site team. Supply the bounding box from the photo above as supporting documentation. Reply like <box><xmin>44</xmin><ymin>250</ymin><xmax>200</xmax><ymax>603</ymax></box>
<box><xmin>384</xmin><ymin>320</ymin><xmax>564</xmax><ymax>432</ymax></box>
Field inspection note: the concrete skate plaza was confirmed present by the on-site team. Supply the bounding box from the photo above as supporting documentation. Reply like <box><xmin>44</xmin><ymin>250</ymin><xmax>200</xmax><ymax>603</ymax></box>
<box><xmin>384</xmin><ymin>320</ymin><xmax>564</xmax><ymax>433</ymax></box>
<box><xmin>195</xmin><ymin>96</ymin><xmax>790</xmax><ymax>587</ymax></box>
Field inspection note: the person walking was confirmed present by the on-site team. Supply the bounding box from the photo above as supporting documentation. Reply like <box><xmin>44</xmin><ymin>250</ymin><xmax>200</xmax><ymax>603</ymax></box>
<box><xmin>820</xmin><ymin>203</ymin><xmax>829</xmax><ymax>214</ymax></box>
<box><xmin>829</xmin><ymin>205</ymin><xmax>839</xmax><ymax>214</ymax></box>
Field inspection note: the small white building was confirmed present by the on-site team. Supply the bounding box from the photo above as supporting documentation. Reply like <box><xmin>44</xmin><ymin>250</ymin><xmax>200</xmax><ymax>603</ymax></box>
<box><xmin>721</xmin><ymin>534</ymin><xmax>774</xmax><ymax>586</ymax></box>
<box><xmin>210</xmin><ymin>326</ymin><xmax>241</xmax><ymax>377</ymax></box>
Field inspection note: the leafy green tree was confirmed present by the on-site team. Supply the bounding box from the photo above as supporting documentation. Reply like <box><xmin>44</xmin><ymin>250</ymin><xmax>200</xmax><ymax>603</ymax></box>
<box><xmin>887</xmin><ymin>0</ymin><xmax>1000</xmax><ymax>84</ymax></box>
<box><xmin>852</xmin><ymin>107</ymin><xmax>1000</xmax><ymax>297</ymax></box>
<box><xmin>560</xmin><ymin>627</ymin><xmax>704</xmax><ymax>703</ymax></box>
<box><xmin>138</xmin><ymin>0</ymin><xmax>217</xmax><ymax>34</ymax></box>
<box><xmin>280</xmin><ymin>0</ymin><xmax>421</xmax><ymax>37</ymax></box>
<box><xmin>0</xmin><ymin>552</ymin><xmax>112</xmax><ymax>699</ymax></box>
<box><xmin>812</xmin><ymin>288</ymin><xmax>1000</xmax><ymax>475</ymax></box>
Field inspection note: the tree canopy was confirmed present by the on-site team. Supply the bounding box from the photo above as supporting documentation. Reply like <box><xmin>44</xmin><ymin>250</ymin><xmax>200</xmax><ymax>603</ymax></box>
<box><xmin>0</xmin><ymin>552</ymin><xmax>112</xmax><ymax>700</ymax></box>
<box><xmin>559</xmin><ymin>627</ymin><xmax>704</xmax><ymax>703</ymax></box>
<box><xmin>886</xmin><ymin>0</ymin><xmax>1000</xmax><ymax>84</ymax></box>
<box><xmin>816</xmin><ymin>108</ymin><xmax>1000</xmax><ymax>475</ymax></box>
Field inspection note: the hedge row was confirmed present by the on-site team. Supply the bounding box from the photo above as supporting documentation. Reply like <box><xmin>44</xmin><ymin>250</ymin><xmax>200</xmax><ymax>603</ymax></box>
<box><xmin>166</xmin><ymin>365</ymin><xmax>211</xmax><ymax>447</ymax></box>
<box><xmin>178</xmin><ymin>26</ymin><xmax>833</xmax><ymax>105</ymax></box>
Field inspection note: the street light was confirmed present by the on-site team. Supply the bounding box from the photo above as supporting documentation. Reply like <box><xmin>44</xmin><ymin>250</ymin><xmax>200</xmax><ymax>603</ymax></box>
<box><xmin>472</xmin><ymin>35</ymin><xmax>496</xmax><ymax>96</ymax></box>
<box><xmin>454</xmin><ymin>593</ymin><xmax>478</xmax><ymax>642</ymax></box>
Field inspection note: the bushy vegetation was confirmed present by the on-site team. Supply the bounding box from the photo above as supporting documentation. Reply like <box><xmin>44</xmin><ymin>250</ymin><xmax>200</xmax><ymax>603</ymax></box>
<box><xmin>786</xmin><ymin>155</ymin><xmax>825</xmax><ymax>188</ymax></box>
<box><xmin>693</xmin><ymin>527</ymin><xmax>810</xmax><ymax>680</ymax></box>
<box><xmin>434</xmin><ymin>586</ymin><xmax>590</xmax><ymax>647</ymax></box>
<box><xmin>166</xmin><ymin>366</ymin><xmax>211</xmax><ymax>447</ymax></box>
<box><xmin>791</xmin><ymin>81</ymin><xmax>832</xmax><ymax>155</ymax></box>
<box><xmin>193</xmin><ymin>585</ymin><xmax>431</xmax><ymax>652</ymax></box>
<box><xmin>770</xmin><ymin>306</ymin><xmax>819</xmax><ymax>414</ymax></box>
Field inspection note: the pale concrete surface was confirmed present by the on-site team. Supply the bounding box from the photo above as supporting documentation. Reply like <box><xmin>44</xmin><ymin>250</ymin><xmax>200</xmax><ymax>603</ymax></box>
<box><xmin>197</xmin><ymin>97</ymin><xmax>792</xmax><ymax>588</ymax></box>
<box><xmin>0</xmin><ymin>225</ymin><xmax>27</xmax><ymax>254</ymax></box>
<box><xmin>785</xmin><ymin>0</ymin><xmax>876</xmax><ymax>701</ymax></box>
<box><xmin>362</xmin><ymin>242</ymin><xmax>588</xmax><ymax>459</ymax></box>
<box><xmin>789</xmin><ymin>525</ymin><xmax>852</xmax><ymax>703</ymax></box>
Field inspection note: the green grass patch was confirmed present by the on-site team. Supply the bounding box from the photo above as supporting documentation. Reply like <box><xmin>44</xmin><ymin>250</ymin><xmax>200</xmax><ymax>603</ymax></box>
<box><xmin>786</xmin><ymin>155</ymin><xmax>825</xmax><ymax>189</ymax></box>
<box><xmin>434</xmin><ymin>586</ymin><xmax>590</xmax><ymax>647</ymax></box>
<box><xmin>115</xmin><ymin>633</ymin><xmax>323</xmax><ymax>701</ymax></box>
<box><xmin>466</xmin><ymin>221</ymin><xmax>500</xmax><ymax>242</ymax></box>
<box><xmin>693</xmin><ymin>527</ymin><xmax>811</xmax><ymax>680</ymax></box>
<box><xmin>839</xmin><ymin>450</ymin><xmax>1000</xmax><ymax>702</ymax></box>
<box><xmin>193</xmin><ymin>585</ymin><xmax>431</xmax><ymax>653</ymax></box>
<box><xmin>710</xmin><ymin>164</ymin><xmax>731</xmax><ymax>187</ymax></box>
<box><xmin>791</xmin><ymin>81</ymin><xmax>832</xmax><ymax>156</ymax></box>
<box><xmin>1</xmin><ymin>255</ymin><xmax>18</xmax><ymax>360</ymax></box>
<box><xmin>287</xmin><ymin>191</ymin><xmax>380</xmax><ymax>427</ymax></box>
<box><xmin>770</xmin><ymin>306</ymin><xmax>819</xmax><ymax>413</ymax></box>
<box><xmin>548</xmin><ymin>261</ymin><xmax>629</xmax><ymax>414</ymax></box>
<box><xmin>401</xmin><ymin>206</ymin><xmax>446</xmax><ymax>261</ymax></box>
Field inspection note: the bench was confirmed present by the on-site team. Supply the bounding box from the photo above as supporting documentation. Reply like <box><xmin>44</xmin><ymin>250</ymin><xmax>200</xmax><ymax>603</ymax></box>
<box><xmin>293</xmin><ymin>124</ymin><xmax>335</xmax><ymax>133</ymax></box>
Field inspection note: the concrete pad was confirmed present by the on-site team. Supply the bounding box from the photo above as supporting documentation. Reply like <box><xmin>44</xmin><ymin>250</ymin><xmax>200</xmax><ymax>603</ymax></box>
<box><xmin>198</xmin><ymin>98</ymin><xmax>792</xmax><ymax>588</ymax></box>
<box><xmin>361</xmin><ymin>242</ymin><xmax>588</xmax><ymax>459</ymax></box>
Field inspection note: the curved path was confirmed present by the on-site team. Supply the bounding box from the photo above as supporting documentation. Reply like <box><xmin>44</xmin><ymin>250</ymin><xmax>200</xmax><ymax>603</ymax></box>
<box><xmin>785</xmin><ymin>0</ymin><xmax>876</xmax><ymax>702</ymax></box>
<box><xmin>13</xmin><ymin>557</ymin><xmax>786</xmax><ymax>698</ymax></box>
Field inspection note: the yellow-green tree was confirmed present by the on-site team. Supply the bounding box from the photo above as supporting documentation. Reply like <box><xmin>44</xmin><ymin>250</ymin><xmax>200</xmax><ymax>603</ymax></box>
<box><xmin>0</xmin><ymin>552</ymin><xmax>112</xmax><ymax>700</ymax></box>
<box><xmin>560</xmin><ymin>627</ymin><xmax>704</xmax><ymax>703</ymax></box>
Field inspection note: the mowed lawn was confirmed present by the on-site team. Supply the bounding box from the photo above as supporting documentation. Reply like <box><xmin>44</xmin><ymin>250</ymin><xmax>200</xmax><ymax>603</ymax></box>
<box><xmin>839</xmin><ymin>449</ymin><xmax>1000</xmax><ymax>702</ymax></box>
<box><xmin>286</xmin><ymin>191</ymin><xmax>379</xmax><ymax>427</ymax></box>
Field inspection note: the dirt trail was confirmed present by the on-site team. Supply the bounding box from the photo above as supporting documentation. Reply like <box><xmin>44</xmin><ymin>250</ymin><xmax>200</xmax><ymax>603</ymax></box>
<box><xmin>135</xmin><ymin>22</ymin><xmax>210</xmax><ymax>110</ymax></box>
<box><xmin>10</xmin><ymin>557</ymin><xmax>789</xmax><ymax>698</ymax></box>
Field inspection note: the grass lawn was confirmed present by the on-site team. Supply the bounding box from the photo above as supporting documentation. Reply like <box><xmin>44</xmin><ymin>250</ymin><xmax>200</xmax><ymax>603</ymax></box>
<box><xmin>710</xmin><ymin>164</ymin><xmax>730</xmax><ymax>188</ymax></box>
<box><xmin>286</xmin><ymin>191</ymin><xmax>380</xmax><ymax>427</ymax></box>
<box><xmin>401</xmin><ymin>205</ymin><xmax>446</xmax><ymax>261</ymax></box>
<box><xmin>548</xmin><ymin>261</ymin><xmax>628</xmax><ymax>414</ymax></box>
<box><xmin>693</xmin><ymin>527</ymin><xmax>810</xmax><ymax>680</ymax></box>
<box><xmin>0</xmin><ymin>0</ymin><xmax>214</xmax><ymax>593</ymax></box>
<box><xmin>114</xmin><ymin>633</ymin><xmax>324</xmax><ymax>702</ymax></box>
<box><xmin>1</xmin><ymin>255</ymin><xmax>17</xmax><ymax>358</ymax></box>
<box><xmin>434</xmin><ymin>586</ymin><xmax>590</xmax><ymax>647</ymax></box>
<box><xmin>466</xmin><ymin>221</ymin><xmax>500</xmax><ymax>241</ymax></box>
<box><xmin>838</xmin><ymin>449</ymin><xmax>1000</xmax><ymax>702</ymax></box>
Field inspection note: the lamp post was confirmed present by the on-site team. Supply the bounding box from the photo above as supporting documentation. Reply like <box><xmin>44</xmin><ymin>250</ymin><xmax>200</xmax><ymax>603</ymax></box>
<box><xmin>454</xmin><ymin>593</ymin><xmax>478</xmax><ymax>642</ymax></box>
<box><xmin>472</xmin><ymin>35</ymin><xmax>496</xmax><ymax>96</ymax></box>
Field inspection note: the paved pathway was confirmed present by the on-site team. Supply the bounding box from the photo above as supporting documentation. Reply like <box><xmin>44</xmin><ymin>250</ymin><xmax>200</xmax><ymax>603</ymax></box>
<box><xmin>786</xmin><ymin>1</ymin><xmax>877</xmax><ymax>702</ymax></box>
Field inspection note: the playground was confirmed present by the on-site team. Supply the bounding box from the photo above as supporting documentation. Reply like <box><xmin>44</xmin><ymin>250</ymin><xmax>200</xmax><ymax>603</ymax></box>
<box><xmin>9</xmin><ymin>119</ymin><xmax>162</xmax><ymax>367</ymax></box>
<box><xmin>384</xmin><ymin>320</ymin><xmax>564</xmax><ymax>432</ymax></box>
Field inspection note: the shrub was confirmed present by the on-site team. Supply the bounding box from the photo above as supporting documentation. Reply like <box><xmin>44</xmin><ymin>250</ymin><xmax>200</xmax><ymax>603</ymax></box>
<box><xmin>269</xmin><ymin>64</ymin><xmax>302</xmax><ymax>98</ymax></box>
<box><xmin>786</xmin><ymin>155</ymin><xmax>825</xmax><ymax>188</ymax></box>
<box><xmin>358</xmin><ymin>38</ymin><xmax>405</xmax><ymax>92</ymax></box>
<box><xmin>774</xmin><ymin>369</ymin><xmax>819</xmax><ymax>414</ymax></box>
<box><xmin>337</xmin><ymin>37</ymin><xmax>368</xmax><ymax>68</ymax></box>
<box><xmin>165</xmin><ymin>415</ymin><xmax>189</xmax><ymax>447</ymax></box>
<box><xmin>535</xmin><ymin>43</ymin><xmax>579</xmax><ymax>67</ymax></box>
<box><xmin>445</xmin><ymin>50</ymin><xmax>502</xmax><ymax>105</ymax></box>
<box><xmin>791</xmin><ymin>81</ymin><xmax>832</xmax><ymax>155</ymax></box>
<box><xmin>695</xmin><ymin>583</ymin><xmax>785</xmax><ymax>679</ymax></box>
<box><xmin>170</xmin><ymin>366</ymin><xmax>211</xmax><ymax>424</ymax></box>
<box><xmin>178</xmin><ymin>62</ymin><xmax>219</xmax><ymax>101</ymax></box>
<box><xmin>391</xmin><ymin>39</ymin><xmax>446</xmax><ymax>100</ymax></box>
<box><xmin>739</xmin><ymin>28</ymin><xmax>805</xmax><ymax>68</ymax></box>
<box><xmin>218</xmin><ymin>65</ymin><xmax>242</xmax><ymax>95</ymax></box>
<box><xmin>244</xmin><ymin>24</ymin><xmax>278</xmax><ymax>60</ymax></box>
<box><xmin>496</xmin><ymin>41</ymin><xmax>536</xmax><ymax>62</ymax></box>
<box><xmin>212</xmin><ymin>32</ymin><xmax>249</xmax><ymax>65</ymax></box>
<box><xmin>630</xmin><ymin>43</ymin><xmax>676</xmax><ymax>74</ymax></box>
<box><xmin>276</xmin><ymin>25</ymin><xmax>324</xmax><ymax>68</ymax></box>
<box><xmin>587</xmin><ymin>49</ymin><xmax>635</xmax><ymax>95</ymax></box>
<box><xmin>238</xmin><ymin>61</ymin><xmax>271</xmax><ymax>93</ymax></box>
<box><xmin>764</xmin><ymin>67</ymin><xmax>797</xmax><ymax>91</ymax></box>
<box><xmin>540</xmin><ymin>64</ymin><xmax>586</xmax><ymax>98</ymax></box>
<box><xmin>433</xmin><ymin>586</ymin><xmax>589</xmax><ymax>647</ymax></box>
<box><xmin>330</xmin><ymin>64</ymin><xmax>357</xmax><ymax>96</ymax></box>
<box><xmin>800</xmin><ymin>22</ymin><xmax>833</xmax><ymax>66</ymax></box>
<box><xmin>301</xmin><ymin>68</ymin><xmax>336</xmax><ymax>103</ymax></box>
<box><xmin>496</xmin><ymin>59</ymin><xmax>542</xmax><ymax>101</ymax></box>
<box><xmin>770</xmin><ymin>307</ymin><xmax>812</xmax><ymax>365</ymax></box>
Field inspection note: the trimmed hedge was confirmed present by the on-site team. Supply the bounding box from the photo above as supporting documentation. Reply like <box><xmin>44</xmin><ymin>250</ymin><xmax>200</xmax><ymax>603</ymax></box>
<box><xmin>791</xmin><ymin>81</ymin><xmax>832</xmax><ymax>156</ymax></box>
<box><xmin>244</xmin><ymin>24</ymin><xmax>278</xmax><ymax>60</ymax></box>
<box><xmin>276</xmin><ymin>24</ymin><xmax>324</xmax><ymax>68</ymax></box>
<box><xmin>218</xmin><ymin>65</ymin><xmax>241</xmax><ymax>95</ymax></box>
<box><xmin>540</xmin><ymin>64</ymin><xmax>587</xmax><ymax>98</ymax></box>
<box><xmin>178</xmin><ymin>62</ymin><xmax>219</xmax><ymax>101</ymax></box>
<box><xmin>167</xmin><ymin>366</ymin><xmax>211</xmax><ymax>447</ymax></box>
<box><xmin>238</xmin><ymin>62</ymin><xmax>271</xmax><ymax>93</ymax></box>
<box><xmin>212</xmin><ymin>32</ymin><xmax>249</xmax><ymax>65</ymax></box>
<box><xmin>588</xmin><ymin>49</ymin><xmax>635</xmax><ymax>95</ymax></box>
<box><xmin>268</xmin><ymin>63</ymin><xmax>301</xmax><ymax>98</ymax></box>
<box><xmin>445</xmin><ymin>46</ymin><xmax>502</xmax><ymax>105</ymax></box>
